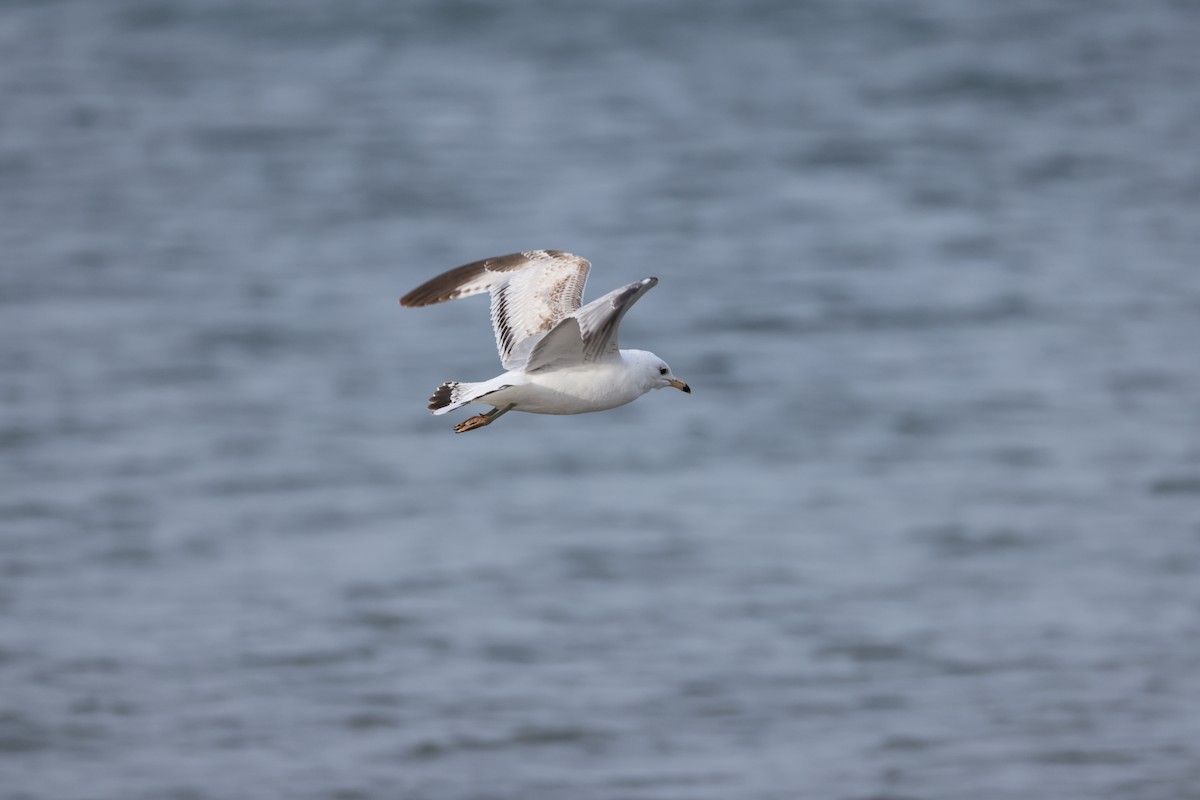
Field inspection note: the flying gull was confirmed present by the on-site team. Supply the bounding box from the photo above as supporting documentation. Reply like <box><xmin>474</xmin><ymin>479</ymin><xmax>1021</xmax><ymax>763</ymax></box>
<box><xmin>399</xmin><ymin>249</ymin><xmax>690</xmax><ymax>433</ymax></box>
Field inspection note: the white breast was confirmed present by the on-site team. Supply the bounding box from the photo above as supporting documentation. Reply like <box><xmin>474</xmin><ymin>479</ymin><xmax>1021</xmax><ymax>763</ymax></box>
<box><xmin>500</xmin><ymin>359</ymin><xmax>649</xmax><ymax>415</ymax></box>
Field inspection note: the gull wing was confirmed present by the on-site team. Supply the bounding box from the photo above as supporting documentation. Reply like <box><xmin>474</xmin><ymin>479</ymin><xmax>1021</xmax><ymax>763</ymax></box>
<box><xmin>399</xmin><ymin>250</ymin><xmax>590</xmax><ymax>369</ymax></box>
<box><xmin>525</xmin><ymin>277</ymin><xmax>658</xmax><ymax>373</ymax></box>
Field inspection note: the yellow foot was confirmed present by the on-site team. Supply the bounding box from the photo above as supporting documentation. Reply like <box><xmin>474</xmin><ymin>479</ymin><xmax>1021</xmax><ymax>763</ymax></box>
<box><xmin>454</xmin><ymin>414</ymin><xmax>492</xmax><ymax>434</ymax></box>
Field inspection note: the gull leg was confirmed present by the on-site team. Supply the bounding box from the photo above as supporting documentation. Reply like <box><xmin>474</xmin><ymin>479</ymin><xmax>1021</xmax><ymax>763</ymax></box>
<box><xmin>454</xmin><ymin>403</ymin><xmax>515</xmax><ymax>434</ymax></box>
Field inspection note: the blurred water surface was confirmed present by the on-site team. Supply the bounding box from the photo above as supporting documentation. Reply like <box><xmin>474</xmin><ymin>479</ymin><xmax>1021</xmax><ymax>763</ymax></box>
<box><xmin>3</xmin><ymin>1</ymin><xmax>1200</xmax><ymax>798</ymax></box>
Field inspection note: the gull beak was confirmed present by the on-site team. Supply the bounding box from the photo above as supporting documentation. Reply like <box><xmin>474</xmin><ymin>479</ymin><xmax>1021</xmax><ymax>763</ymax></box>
<box><xmin>668</xmin><ymin>378</ymin><xmax>691</xmax><ymax>394</ymax></box>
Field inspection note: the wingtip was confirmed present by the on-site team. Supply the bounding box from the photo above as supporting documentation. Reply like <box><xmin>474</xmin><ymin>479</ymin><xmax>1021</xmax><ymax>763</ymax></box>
<box><xmin>399</xmin><ymin>288</ymin><xmax>460</xmax><ymax>308</ymax></box>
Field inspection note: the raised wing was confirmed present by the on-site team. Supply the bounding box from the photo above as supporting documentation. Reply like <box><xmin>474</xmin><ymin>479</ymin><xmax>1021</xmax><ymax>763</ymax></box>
<box><xmin>399</xmin><ymin>250</ymin><xmax>590</xmax><ymax>369</ymax></box>
<box><xmin>526</xmin><ymin>277</ymin><xmax>658</xmax><ymax>372</ymax></box>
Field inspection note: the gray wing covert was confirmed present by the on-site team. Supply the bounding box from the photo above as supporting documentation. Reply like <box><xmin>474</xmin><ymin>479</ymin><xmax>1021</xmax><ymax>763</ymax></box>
<box><xmin>525</xmin><ymin>277</ymin><xmax>658</xmax><ymax>373</ymax></box>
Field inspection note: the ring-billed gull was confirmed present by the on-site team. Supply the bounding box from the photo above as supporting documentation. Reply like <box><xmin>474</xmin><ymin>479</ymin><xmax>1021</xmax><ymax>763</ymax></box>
<box><xmin>399</xmin><ymin>250</ymin><xmax>690</xmax><ymax>433</ymax></box>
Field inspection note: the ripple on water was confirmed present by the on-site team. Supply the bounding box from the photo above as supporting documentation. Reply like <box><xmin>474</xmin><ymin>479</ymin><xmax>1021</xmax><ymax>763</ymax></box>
<box><xmin>405</xmin><ymin>725</ymin><xmax>611</xmax><ymax>761</ymax></box>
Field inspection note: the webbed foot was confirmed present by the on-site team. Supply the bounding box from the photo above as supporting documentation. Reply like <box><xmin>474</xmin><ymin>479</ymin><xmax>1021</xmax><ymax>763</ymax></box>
<box><xmin>452</xmin><ymin>403</ymin><xmax>515</xmax><ymax>434</ymax></box>
<box><xmin>454</xmin><ymin>414</ymin><xmax>492</xmax><ymax>433</ymax></box>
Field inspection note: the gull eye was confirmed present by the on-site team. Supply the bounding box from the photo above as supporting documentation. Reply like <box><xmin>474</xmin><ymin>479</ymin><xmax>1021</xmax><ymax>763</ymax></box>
<box><xmin>659</xmin><ymin>367</ymin><xmax>668</xmax><ymax>375</ymax></box>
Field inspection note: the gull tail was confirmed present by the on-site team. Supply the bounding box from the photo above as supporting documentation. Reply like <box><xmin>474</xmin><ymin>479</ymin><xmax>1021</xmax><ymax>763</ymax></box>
<box><xmin>427</xmin><ymin>379</ymin><xmax>511</xmax><ymax>415</ymax></box>
<box><xmin>427</xmin><ymin>381</ymin><xmax>472</xmax><ymax>415</ymax></box>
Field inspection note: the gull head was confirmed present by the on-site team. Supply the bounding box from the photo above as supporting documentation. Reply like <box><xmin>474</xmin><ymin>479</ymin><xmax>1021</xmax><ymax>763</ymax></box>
<box><xmin>626</xmin><ymin>349</ymin><xmax>691</xmax><ymax>395</ymax></box>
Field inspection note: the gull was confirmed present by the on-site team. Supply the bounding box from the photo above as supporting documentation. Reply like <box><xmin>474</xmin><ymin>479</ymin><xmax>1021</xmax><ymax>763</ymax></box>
<box><xmin>399</xmin><ymin>249</ymin><xmax>690</xmax><ymax>433</ymax></box>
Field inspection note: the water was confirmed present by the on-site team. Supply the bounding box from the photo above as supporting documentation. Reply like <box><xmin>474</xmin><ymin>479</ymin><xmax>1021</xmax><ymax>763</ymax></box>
<box><xmin>3</xmin><ymin>1</ymin><xmax>1200</xmax><ymax>798</ymax></box>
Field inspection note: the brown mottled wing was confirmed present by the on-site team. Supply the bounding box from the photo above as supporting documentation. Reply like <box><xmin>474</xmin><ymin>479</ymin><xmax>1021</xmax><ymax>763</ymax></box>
<box><xmin>399</xmin><ymin>250</ymin><xmax>590</xmax><ymax>369</ymax></box>
<box><xmin>399</xmin><ymin>250</ymin><xmax>565</xmax><ymax>307</ymax></box>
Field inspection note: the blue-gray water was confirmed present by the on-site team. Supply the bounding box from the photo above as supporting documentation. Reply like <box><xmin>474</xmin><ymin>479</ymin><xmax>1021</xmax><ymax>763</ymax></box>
<box><xmin>3</xmin><ymin>2</ymin><xmax>1200</xmax><ymax>798</ymax></box>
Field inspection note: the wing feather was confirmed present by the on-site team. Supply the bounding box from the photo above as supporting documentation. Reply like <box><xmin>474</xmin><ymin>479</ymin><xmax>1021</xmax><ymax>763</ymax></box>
<box><xmin>525</xmin><ymin>277</ymin><xmax>658</xmax><ymax>372</ymax></box>
<box><xmin>399</xmin><ymin>250</ymin><xmax>590</xmax><ymax>368</ymax></box>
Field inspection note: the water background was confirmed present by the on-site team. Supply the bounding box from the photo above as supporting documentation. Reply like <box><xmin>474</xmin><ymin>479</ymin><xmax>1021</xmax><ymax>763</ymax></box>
<box><xmin>3</xmin><ymin>1</ymin><xmax>1200</xmax><ymax>798</ymax></box>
